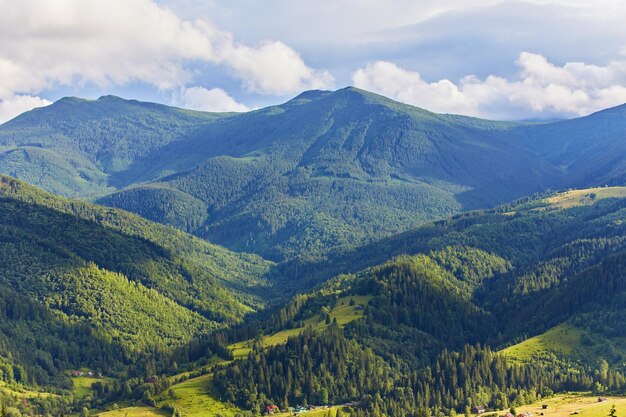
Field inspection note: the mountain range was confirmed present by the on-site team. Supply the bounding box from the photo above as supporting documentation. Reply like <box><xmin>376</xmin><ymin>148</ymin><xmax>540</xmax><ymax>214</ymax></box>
<box><xmin>1</xmin><ymin>87</ymin><xmax>626</xmax><ymax>417</ymax></box>
<box><xmin>2</xmin><ymin>88</ymin><xmax>625</xmax><ymax>261</ymax></box>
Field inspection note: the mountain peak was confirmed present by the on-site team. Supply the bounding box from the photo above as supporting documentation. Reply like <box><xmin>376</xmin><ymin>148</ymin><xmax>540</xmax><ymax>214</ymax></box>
<box><xmin>55</xmin><ymin>96</ymin><xmax>88</xmax><ymax>104</ymax></box>
<box><xmin>291</xmin><ymin>90</ymin><xmax>332</xmax><ymax>102</ymax></box>
<box><xmin>97</xmin><ymin>94</ymin><xmax>126</xmax><ymax>102</ymax></box>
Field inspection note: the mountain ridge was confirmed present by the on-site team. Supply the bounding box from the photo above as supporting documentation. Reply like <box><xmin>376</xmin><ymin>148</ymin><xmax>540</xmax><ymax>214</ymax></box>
<box><xmin>1</xmin><ymin>87</ymin><xmax>625</xmax><ymax>261</ymax></box>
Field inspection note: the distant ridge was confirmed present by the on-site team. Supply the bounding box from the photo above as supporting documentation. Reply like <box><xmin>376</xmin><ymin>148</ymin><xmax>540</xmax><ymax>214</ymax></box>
<box><xmin>1</xmin><ymin>87</ymin><xmax>625</xmax><ymax>261</ymax></box>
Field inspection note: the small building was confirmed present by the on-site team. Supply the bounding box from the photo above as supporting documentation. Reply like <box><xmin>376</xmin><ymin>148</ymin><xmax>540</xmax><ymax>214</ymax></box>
<box><xmin>355</xmin><ymin>305</ymin><xmax>364</xmax><ymax>310</ymax></box>
<box><xmin>72</xmin><ymin>370</ymin><xmax>84</xmax><ymax>377</ymax></box>
<box><xmin>518</xmin><ymin>412</ymin><xmax>534</xmax><ymax>417</ymax></box>
<box><xmin>472</xmin><ymin>406</ymin><xmax>486</xmax><ymax>414</ymax></box>
<box><xmin>598</xmin><ymin>398</ymin><xmax>608</xmax><ymax>403</ymax></box>
<box><xmin>266</xmin><ymin>405</ymin><xmax>279</xmax><ymax>414</ymax></box>
<box><xmin>503</xmin><ymin>412</ymin><xmax>515</xmax><ymax>417</ymax></box>
<box><xmin>542</xmin><ymin>405</ymin><xmax>549</xmax><ymax>409</ymax></box>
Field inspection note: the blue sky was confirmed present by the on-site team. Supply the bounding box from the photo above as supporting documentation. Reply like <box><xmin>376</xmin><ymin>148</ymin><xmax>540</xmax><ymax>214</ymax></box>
<box><xmin>1</xmin><ymin>0</ymin><xmax>626</xmax><ymax>122</ymax></box>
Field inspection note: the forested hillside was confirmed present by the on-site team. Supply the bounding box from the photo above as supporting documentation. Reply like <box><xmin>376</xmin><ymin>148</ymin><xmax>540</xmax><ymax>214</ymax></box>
<box><xmin>4</xmin><ymin>88</ymin><xmax>626</xmax><ymax>261</ymax></box>
<box><xmin>1</xmin><ymin>87</ymin><xmax>626</xmax><ymax>417</ymax></box>
<box><xmin>0</xmin><ymin>175</ymin><xmax>273</xmax><ymax>386</ymax></box>
<box><xmin>0</xmin><ymin>179</ymin><xmax>625</xmax><ymax>417</ymax></box>
<box><xmin>209</xmin><ymin>188</ymin><xmax>626</xmax><ymax>416</ymax></box>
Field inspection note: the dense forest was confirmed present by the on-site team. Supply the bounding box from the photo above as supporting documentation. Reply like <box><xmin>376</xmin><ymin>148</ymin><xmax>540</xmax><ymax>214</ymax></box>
<box><xmin>207</xmin><ymin>190</ymin><xmax>626</xmax><ymax>416</ymax></box>
<box><xmin>0</xmin><ymin>175</ymin><xmax>271</xmax><ymax>388</ymax></box>
<box><xmin>0</xmin><ymin>87</ymin><xmax>626</xmax><ymax>417</ymax></box>
<box><xmin>3</xmin><ymin>88</ymin><xmax>626</xmax><ymax>262</ymax></box>
<box><xmin>215</xmin><ymin>327</ymin><xmax>625</xmax><ymax>417</ymax></box>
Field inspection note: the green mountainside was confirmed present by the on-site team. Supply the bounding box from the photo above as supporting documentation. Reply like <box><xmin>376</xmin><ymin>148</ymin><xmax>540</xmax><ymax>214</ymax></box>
<box><xmin>208</xmin><ymin>188</ymin><xmax>626</xmax><ymax>416</ymax></box>
<box><xmin>0</xmin><ymin>175</ymin><xmax>273</xmax><ymax>387</ymax></box>
<box><xmin>1</xmin><ymin>88</ymin><xmax>626</xmax><ymax>417</ymax></box>
<box><xmin>0</xmin><ymin>180</ymin><xmax>625</xmax><ymax>417</ymax></box>
<box><xmin>7</xmin><ymin>87</ymin><xmax>625</xmax><ymax>260</ymax></box>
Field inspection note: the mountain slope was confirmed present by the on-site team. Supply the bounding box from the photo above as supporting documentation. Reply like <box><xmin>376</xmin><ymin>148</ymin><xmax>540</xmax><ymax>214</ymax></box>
<box><xmin>2</xmin><ymin>88</ymin><xmax>625</xmax><ymax>261</ymax></box>
<box><xmin>0</xmin><ymin>96</ymin><xmax>229</xmax><ymax>196</ymax></box>
<box><xmin>253</xmin><ymin>187</ymin><xmax>626</xmax><ymax>353</ymax></box>
<box><xmin>0</xmin><ymin>175</ymin><xmax>274</xmax><ymax>385</ymax></box>
<box><xmin>205</xmin><ymin>188</ymin><xmax>626</xmax><ymax>415</ymax></box>
<box><xmin>514</xmin><ymin>104</ymin><xmax>626</xmax><ymax>186</ymax></box>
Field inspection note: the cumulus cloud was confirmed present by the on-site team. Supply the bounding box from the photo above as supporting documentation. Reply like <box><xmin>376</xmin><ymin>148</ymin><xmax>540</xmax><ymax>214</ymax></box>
<box><xmin>220</xmin><ymin>40</ymin><xmax>335</xmax><ymax>95</ymax></box>
<box><xmin>352</xmin><ymin>53</ymin><xmax>626</xmax><ymax>119</ymax></box>
<box><xmin>353</xmin><ymin>61</ymin><xmax>476</xmax><ymax>115</ymax></box>
<box><xmin>178</xmin><ymin>87</ymin><xmax>249</xmax><ymax>112</ymax></box>
<box><xmin>0</xmin><ymin>0</ymin><xmax>333</xmax><ymax>122</ymax></box>
<box><xmin>0</xmin><ymin>95</ymin><xmax>51</xmax><ymax>123</ymax></box>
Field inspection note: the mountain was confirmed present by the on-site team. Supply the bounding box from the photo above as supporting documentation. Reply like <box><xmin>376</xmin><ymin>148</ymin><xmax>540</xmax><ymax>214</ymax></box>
<box><xmin>2</xmin><ymin>178</ymin><xmax>626</xmax><ymax>416</ymax></box>
<box><xmin>0</xmin><ymin>175</ymin><xmax>273</xmax><ymax>386</ymax></box>
<box><xmin>0</xmin><ymin>82</ymin><xmax>624</xmax><ymax>416</ymax></box>
<box><xmin>513</xmin><ymin>104</ymin><xmax>626</xmax><ymax>186</ymax></box>
<box><xmin>209</xmin><ymin>187</ymin><xmax>626</xmax><ymax>416</ymax></box>
<box><xmin>0</xmin><ymin>95</ymin><xmax>232</xmax><ymax>196</ymax></box>
<box><xmin>7</xmin><ymin>88</ymin><xmax>624</xmax><ymax>261</ymax></box>
<box><xmin>259</xmin><ymin>186</ymin><xmax>626</xmax><ymax>354</ymax></box>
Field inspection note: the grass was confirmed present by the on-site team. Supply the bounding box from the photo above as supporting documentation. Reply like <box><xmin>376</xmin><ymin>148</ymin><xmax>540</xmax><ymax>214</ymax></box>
<box><xmin>509</xmin><ymin>394</ymin><xmax>626</xmax><ymax>417</ymax></box>
<box><xmin>155</xmin><ymin>373</ymin><xmax>243</xmax><ymax>417</ymax></box>
<box><xmin>229</xmin><ymin>295</ymin><xmax>372</xmax><ymax>359</ymax></box>
<box><xmin>140</xmin><ymin>295</ymin><xmax>372</xmax><ymax>415</ymax></box>
<box><xmin>545</xmin><ymin>187</ymin><xmax>626</xmax><ymax>209</ymax></box>
<box><xmin>73</xmin><ymin>376</ymin><xmax>117</xmax><ymax>398</ymax></box>
<box><xmin>97</xmin><ymin>406</ymin><xmax>168</xmax><ymax>417</ymax></box>
<box><xmin>501</xmin><ymin>323</ymin><xmax>583</xmax><ymax>362</ymax></box>
<box><xmin>0</xmin><ymin>381</ymin><xmax>58</xmax><ymax>399</ymax></box>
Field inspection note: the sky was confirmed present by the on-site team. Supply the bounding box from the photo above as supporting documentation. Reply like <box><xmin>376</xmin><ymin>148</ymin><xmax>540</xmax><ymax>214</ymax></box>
<box><xmin>2</xmin><ymin>0</ymin><xmax>626</xmax><ymax>123</ymax></box>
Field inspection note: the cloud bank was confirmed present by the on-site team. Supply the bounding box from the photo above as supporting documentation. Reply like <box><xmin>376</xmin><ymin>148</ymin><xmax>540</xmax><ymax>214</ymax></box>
<box><xmin>1</xmin><ymin>0</ymin><xmax>626</xmax><ymax>122</ymax></box>
<box><xmin>0</xmin><ymin>0</ymin><xmax>333</xmax><ymax>122</ymax></box>
<box><xmin>353</xmin><ymin>53</ymin><xmax>626</xmax><ymax>119</ymax></box>
<box><xmin>178</xmin><ymin>87</ymin><xmax>249</xmax><ymax>112</ymax></box>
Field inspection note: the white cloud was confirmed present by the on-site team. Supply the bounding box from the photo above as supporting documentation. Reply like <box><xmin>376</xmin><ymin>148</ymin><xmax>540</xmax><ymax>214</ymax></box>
<box><xmin>219</xmin><ymin>40</ymin><xmax>335</xmax><ymax>95</ymax></box>
<box><xmin>178</xmin><ymin>86</ymin><xmax>249</xmax><ymax>112</ymax></box>
<box><xmin>0</xmin><ymin>95</ymin><xmax>52</xmax><ymax>123</ymax></box>
<box><xmin>352</xmin><ymin>53</ymin><xmax>626</xmax><ymax>119</ymax></box>
<box><xmin>353</xmin><ymin>61</ymin><xmax>476</xmax><ymax>115</ymax></box>
<box><xmin>0</xmin><ymin>0</ymin><xmax>333</xmax><ymax>122</ymax></box>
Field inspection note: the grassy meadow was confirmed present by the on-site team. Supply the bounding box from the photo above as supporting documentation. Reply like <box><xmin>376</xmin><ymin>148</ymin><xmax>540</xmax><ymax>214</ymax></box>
<box><xmin>229</xmin><ymin>295</ymin><xmax>371</xmax><ymax>359</ymax></box>
<box><xmin>545</xmin><ymin>187</ymin><xmax>626</xmax><ymax>209</ymax></box>
<box><xmin>501</xmin><ymin>323</ymin><xmax>583</xmax><ymax>362</ymax></box>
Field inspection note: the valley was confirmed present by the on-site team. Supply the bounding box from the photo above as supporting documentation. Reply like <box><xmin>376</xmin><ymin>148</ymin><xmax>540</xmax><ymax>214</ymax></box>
<box><xmin>1</xmin><ymin>89</ymin><xmax>626</xmax><ymax>417</ymax></box>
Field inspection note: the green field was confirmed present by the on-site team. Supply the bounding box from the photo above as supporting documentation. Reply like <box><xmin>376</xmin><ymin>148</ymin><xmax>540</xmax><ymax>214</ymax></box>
<box><xmin>156</xmin><ymin>373</ymin><xmax>243</xmax><ymax>417</ymax></box>
<box><xmin>98</xmin><ymin>406</ymin><xmax>168</xmax><ymax>417</ymax></box>
<box><xmin>513</xmin><ymin>394</ymin><xmax>626</xmax><ymax>417</ymax></box>
<box><xmin>501</xmin><ymin>323</ymin><xmax>583</xmax><ymax>362</ymax></box>
<box><xmin>545</xmin><ymin>187</ymin><xmax>626</xmax><ymax>209</ymax></box>
<box><xmin>229</xmin><ymin>295</ymin><xmax>371</xmax><ymax>359</ymax></box>
<box><xmin>73</xmin><ymin>376</ymin><xmax>117</xmax><ymax>398</ymax></box>
<box><xmin>0</xmin><ymin>381</ymin><xmax>58</xmax><ymax>399</ymax></box>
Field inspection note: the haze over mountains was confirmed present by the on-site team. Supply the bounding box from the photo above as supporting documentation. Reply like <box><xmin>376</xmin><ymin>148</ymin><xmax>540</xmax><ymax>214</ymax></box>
<box><xmin>2</xmin><ymin>87</ymin><xmax>625</xmax><ymax>261</ymax></box>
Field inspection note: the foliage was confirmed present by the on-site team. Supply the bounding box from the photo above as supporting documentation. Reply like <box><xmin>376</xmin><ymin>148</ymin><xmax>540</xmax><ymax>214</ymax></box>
<box><xmin>7</xmin><ymin>88</ymin><xmax>626</xmax><ymax>261</ymax></box>
<box><xmin>0</xmin><ymin>175</ymin><xmax>272</xmax><ymax>387</ymax></box>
